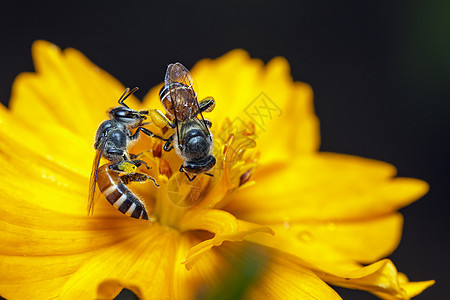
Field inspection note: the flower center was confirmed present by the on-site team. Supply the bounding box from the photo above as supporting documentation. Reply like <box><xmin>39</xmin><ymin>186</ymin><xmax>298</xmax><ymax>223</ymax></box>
<box><xmin>130</xmin><ymin>120</ymin><xmax>259</xmax><ymax>229</ymax></box>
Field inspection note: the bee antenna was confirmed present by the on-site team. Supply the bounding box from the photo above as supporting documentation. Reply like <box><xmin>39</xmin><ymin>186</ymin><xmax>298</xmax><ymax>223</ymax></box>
<box><xmin>118</xmin><ymin>87</ymin><xmax>139</xmax><ymax>108</ymax></box>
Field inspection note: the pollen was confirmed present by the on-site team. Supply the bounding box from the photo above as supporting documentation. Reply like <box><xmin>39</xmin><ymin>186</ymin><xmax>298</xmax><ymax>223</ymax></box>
<box><xmin>117</xmin><ymin>161</ymin><xmax>138</xmax><ymax>173</ymax></box>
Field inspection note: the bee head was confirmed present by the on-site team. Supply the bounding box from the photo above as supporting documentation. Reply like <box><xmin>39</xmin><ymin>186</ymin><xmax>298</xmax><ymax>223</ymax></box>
<box><xmin>109</xmin><ymin>107</ymin><xmax>147</xmax><ymax>128</ymax></box>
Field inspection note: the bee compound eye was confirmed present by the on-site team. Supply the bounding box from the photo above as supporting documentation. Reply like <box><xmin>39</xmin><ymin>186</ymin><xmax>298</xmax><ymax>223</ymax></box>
<box><xmin>110</xmin><ymin>107</ymin><xmax>139</xmax><ymax>120</ymax></box>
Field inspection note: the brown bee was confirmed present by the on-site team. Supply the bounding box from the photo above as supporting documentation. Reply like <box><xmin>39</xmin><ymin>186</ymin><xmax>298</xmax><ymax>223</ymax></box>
<box><xmin>150</xmin><ymin>63</ymin><xmax>216</xmax><ymax>181</ymax></box>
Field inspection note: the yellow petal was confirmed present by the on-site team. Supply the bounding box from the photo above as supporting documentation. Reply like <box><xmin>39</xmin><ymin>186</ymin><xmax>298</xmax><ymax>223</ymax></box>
<box><xmin>1</xmin><ymin>103</ymin><xmax>138</xmax><ymax>218</ymax></box>
<box><xmin>59</xmin><ymin>226</ymin><xmax>170</xmax><ymax>299</ymax></box>
<box><xmin>60</xmin><ymin>225</ymin><xmax>225</xmax><ymax>300</ymax></box>
<box><xmin>256</xmin><ymin>81</ymin><xmax>320</xmax><ymax>164</ymax></box>
<box><xmin>381</xmin><ymin>276</ymin><xmax>435</xmax><ymax>300</ymax></box>
<box><xmin>245</xmin><ymin>214</ymin><xmax>403</xmax><ymax>270</ymax></box>
<box><xmin>144</xmin><ymin>50</ymin><xmax>320</xmax><ymax>162</ymax></box>
<box><xmin>0</xmin><ymin>134</ymin><xmax>87</xmax><ymax>216</ymax></box>
<box><xmin>228</xmin><ymin>153</ymin><xmax>428</xmax><ymax>222</ymax></box>
<box><xmin>191</xmin><ymin>49</ymin><xmax>266</xmax><ymax>123</ymax></box>
<box><xmin>172</xmin><ymin>232</ymin><xmax>228</xmax><ymax>300</ymax></box>
<box><xmin>1</xmin><ymin>42</ymin><xmax>433</xmax><ymax>300</ymax></box>
<box><xmin>248</xmin><ymin>256</ymin><xmax>342</xmax><ymax>300</ymax></box>
<box><xmin>315</xmin><ymin>259</ymin><xmax>435</xmax><ymax>299</ymax></box>
<box><xmin>179</xmin><ymin>209</ymin><xmax>273</xmax><ymax>270</ymax></box>
<box><xmin>207</xmin><ymin>53</ymin><xmax>319</xmax><ymax>159</ymax></box>
<box><xmin>215</xmin><ymin>243</ymin><xmax>342</xmax><ymax>300</ymax></box>
<box><xmin>0</xmin><ymin>103</ymin><xmax>93</xmax><ymax>177</ymax></box>
<box><xmin>0</xmin><ymin>195</ymin><xmax>224</xmax><ymax>300</ymax></box>
<box><xmin>0</xmin><ymin>203</ymin><xmax>141</xmax><ymax>256</ymax></box>
<box><xmin>9</xmin><ymin>40</ymin><xmax>140</xmax><ymax>139</ymax></box>
<box><xmin>0</xmin><ymin>253</ymin><xmax>92</xmax><ymax>299</ymax></box>
<box><xmin>0</xmin><ymin>183</ymin><xmax>146</xmax><ymax>299</ymax></box>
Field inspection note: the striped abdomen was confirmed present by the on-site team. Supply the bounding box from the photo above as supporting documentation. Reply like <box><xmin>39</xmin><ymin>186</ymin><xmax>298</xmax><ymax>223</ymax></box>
<box><xmin>96</xmin><ymin>164</ymin><xmax>149</xmax><ymax>220</ymax></box>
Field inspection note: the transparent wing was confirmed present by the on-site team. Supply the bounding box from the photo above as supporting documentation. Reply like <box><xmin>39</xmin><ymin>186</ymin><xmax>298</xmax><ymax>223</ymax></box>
<box><xmin>87</xmin><ymin>136</ymin><xmax>106</xmax><ymax>215</ymax></box>
<box><xmin>164</xmin><ymin>63</ymin><xmax>198</xmax><ymax>120</ymax></box>
<box><xmin>165</xmin><ymin>63</ymin><xmax>196</xmax><ymax>95</ymax></box>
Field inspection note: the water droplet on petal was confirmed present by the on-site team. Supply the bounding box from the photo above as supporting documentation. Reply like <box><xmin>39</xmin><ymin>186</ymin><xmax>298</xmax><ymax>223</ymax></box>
<box><xmin>282</xmin><ymin>217</ymin><xmax>291</xmax><ymax>230</ymax></box>
<box><xmin>299</xmin><ymin>231</ymin><xmax>314</xmax><ymax>243</ymax></box>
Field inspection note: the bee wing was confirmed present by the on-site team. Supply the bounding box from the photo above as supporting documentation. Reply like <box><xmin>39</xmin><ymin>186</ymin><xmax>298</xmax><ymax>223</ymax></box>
<box><xmin>165</xmin><ymin>63</ymin><xmax>197</xmax><ymax>96</ymax></box>
<box><xmin>87</xmin><ymin>135</ymin><xmax>106</xmax><ymax>215</ymax></box>
<box><xmin>164</xmin><ymin>63</ymin><xmax>198</xmax><ymax>120</ymax></box>
<box><xmin>163</xmin><ymin>63</ymin><xmax>212</xmax><ymax>141</ymax></box>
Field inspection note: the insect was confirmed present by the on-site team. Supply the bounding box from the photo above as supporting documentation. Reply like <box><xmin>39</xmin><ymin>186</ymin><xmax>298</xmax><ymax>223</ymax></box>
<box><xmin>88</xmin><ymin>87</ymin><xmax>160</xmax><ymax>219</ymax></box>
<box><xmin>149</xmin><ymin>63</ymin><xmax>216</xmax><ymax>181</ymax></box>
<box><xmin>94</xmin><ymin>162</ymin><xmax>152</xmax><ymax>219</ymax></box>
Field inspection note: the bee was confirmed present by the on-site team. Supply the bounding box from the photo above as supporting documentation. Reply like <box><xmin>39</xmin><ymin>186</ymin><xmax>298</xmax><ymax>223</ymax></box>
<box><xmin>149</xmin><ymin>63</ymin><xmax>216</xmax><ymax>181</ymax></box>
<box><xmin>94</xmin><ymin>162</ymin><xmax>152</xmax><ymax>220</ymax></box>
<box><xmin>88</xmin><ymin>87</ymin><xmax>161</xmax><ymax>219</ymax></box>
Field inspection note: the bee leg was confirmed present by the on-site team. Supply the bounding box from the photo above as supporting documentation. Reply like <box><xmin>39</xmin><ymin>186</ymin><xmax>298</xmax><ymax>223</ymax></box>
<box><xmin>199</xmin><ymin>97</ymin><xmax>215</xmax><ymax>113</ymax></box>
<box><xmin>149</xmin><ymin>109</ymin><xmax>175</xmax><ymax>129</ymax></box>
<box><xmin>204</xmin><ymin>172</ymin><xmax>214</xmax><ymax>177</ymax></box>
<box><xmin>179</xmin><ymin>165</ymin><xmax>196</xmax><ymax>181</ymax></box>
<box><xmin>138</xmin><ymin>109</ymin><xmax>149</xmax><ymax>115</ymax></box>
<box><xmin>129</xmin><ymin>153</ymin><xmax>139</xmax><ymax>159</ymax></box>
<box><xmin>108</xmin><ymin>161</ymin><xmax>126</xmax><ymax>172</ymax></box>
<box><xmin>121</xmin><ymin>173</ymin><xmax>160</xmax><ymax>187</ymax></box>
<box><xmin>129</xmin><ymin>150</ymin><xmax>154</xmax><ymax>161</ymax></box>
<box><xmin>145</xmin><ymin>175</ymin><xmax>160</xmax><ymax>187</ymax></box>
<box><xmin>163</xmin><ymin>135</ymin><xmax>175</xmax><ymax>152</ymax></box>
<box><xmin>203</xmin><ymin>119</ymin><xmax>212</xmax><ymax>128</ymax></box>
<box><xmin>129</xmin><ymin>152</ymin><xmax>145</xmax><ymax>159</ymax></box>
<box><xmin>184</xmin><ymin>173</ymin><xmax>197</xmax><ymax>182</ymax></box>
<box><xmin>130</xmin><ymin>127</ymin><xmax>168</xmax><ymax>141</ymax></box>
<box><xmin>109</xmin><ymin>161</ymin><xmax>138</xmax><ymax>174</ymax></box>
<box><xmin>130</xmin><ymin>159</ymin><xmax>150</xmax><ymax>170</ymax></box>
<box><xmin>164</xmin><ymin>145</ymin><xmax>174</xmax><ymax>151</ymax></box>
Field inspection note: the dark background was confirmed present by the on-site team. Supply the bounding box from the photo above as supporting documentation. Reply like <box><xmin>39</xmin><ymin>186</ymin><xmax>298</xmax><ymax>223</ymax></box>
<box><xmin>0</xmin><ymin>1</ymin><xmax>448</xmax><ymax>299</ymax></box>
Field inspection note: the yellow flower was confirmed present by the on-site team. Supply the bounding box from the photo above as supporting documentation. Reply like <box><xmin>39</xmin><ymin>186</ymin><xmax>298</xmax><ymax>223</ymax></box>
<box><xmin>0</xmin><ymin>41</ymin><xmax>434</xmax><ymax>299</ymax></box>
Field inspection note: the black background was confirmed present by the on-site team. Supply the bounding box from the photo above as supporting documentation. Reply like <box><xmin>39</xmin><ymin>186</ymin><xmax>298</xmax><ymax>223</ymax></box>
<box><xmin>0</xmin><ymin>1</ymin><xmax>448</xmax><ymax>299</ymax></box>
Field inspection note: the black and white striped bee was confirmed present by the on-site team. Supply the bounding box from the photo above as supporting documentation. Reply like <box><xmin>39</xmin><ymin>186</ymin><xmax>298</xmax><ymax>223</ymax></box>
<box><xmin>149</xmin><ymin>63</ymin><xmax>216</xmax><ymax>181</ymax></box>
<box><xmin>88</xmin><ymin>87</ymin><xmax>160</xmax><ymax>220</ymax></box>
